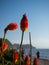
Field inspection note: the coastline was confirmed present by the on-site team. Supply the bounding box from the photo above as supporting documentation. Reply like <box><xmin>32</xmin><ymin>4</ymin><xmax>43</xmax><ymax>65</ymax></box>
<box><xmin>38</xmin><ymin>59</ymin><xmax>49</xmax><ymax>65</ymax></box>
<box><xmin>32</xmin><ymin>57</ymin><xmax>49</xmax><ymax>65</ymax></box>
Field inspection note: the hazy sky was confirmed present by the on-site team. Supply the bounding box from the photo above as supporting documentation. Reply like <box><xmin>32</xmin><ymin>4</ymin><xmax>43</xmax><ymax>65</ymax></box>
<box><xmin>0</xmin><ymin>0</ymin><xmax>49</xmax><ymax>49</ymax></box>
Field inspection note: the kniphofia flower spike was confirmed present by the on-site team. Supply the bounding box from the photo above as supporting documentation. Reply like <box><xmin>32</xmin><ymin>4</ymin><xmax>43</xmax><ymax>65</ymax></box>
<box><xmin>13</xmin><ymin>52</ymin><xmax>19</xmax><ymax>63</ymax></box>
<box><xmin>19</xmin><ymin>14</ymin><xmax>28</xmax><ymax>65</ymax></box>
<box><xmin>4</xmin><ymin>22</ymin><xmax>18</xmax><ymax>33</ymax></box>
<box><xmin>20</xmin><ymin>14</ymin><xmax>28</xmax><ymax>32</ymax></box>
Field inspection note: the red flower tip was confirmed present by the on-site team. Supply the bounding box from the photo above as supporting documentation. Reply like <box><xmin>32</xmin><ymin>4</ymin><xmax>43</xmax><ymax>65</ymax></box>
<box><xmin>24</xmin><ymin>55</ymin><xmax>30</xmax><ymax>65</ymax></box>
<box><xmin>3</xmin><ymin>42</ymin><xmax>8</xmax><ymax>52</ymax></box>
<box><xmin>4</xmin><ymin>22</ymin><xmax>18</xmax><ymax>33</ymax></box>
<box><xmin>33</xmin><ymin>58</ymin><xmax>38</xmax><ymax>65</ymax></box>
<box><xmin>13</xmin><ymin>52</ymin><xmax>19</xmax><ymax>63</ymax></box>
<box><xmin>0</xmin><ymin>38</ymin><xmax>8</xmax><ymax>53</ymax></box>
<box><xmin>20</xmin><ymin>14</ymin><xmax>28</xmax><ymax>32</ymax></box>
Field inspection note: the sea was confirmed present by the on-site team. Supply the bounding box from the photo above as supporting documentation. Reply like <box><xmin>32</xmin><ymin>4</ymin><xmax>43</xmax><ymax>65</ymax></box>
<box><xmin>24</xmin><ymin>48</ymin><xmax>49</xmax><ymax>60</ymax></box>
<box><xmin>36</xmin><ymin>49</ymin><xmax>49</xmax><ymax>60</ymax></box>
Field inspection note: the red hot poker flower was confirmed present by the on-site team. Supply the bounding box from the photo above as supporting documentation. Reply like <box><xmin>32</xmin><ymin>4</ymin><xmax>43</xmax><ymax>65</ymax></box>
<box><xmin>33</xmin><ymin>58</ymin><xmax>38</xmax><ymax>65</ymax></box>
<box><xmin>24</xmin><ymin>55</ymin><xmax>30</xmax><ymax>65</ymax></box>
<box><xmin>13</xmin><ymin>52</ymin><xmax>19</xmax><ymax>63</ymax></box>
<box><xmin>4</xmin><ymin>22</ymin><xmax>18</xmax><ymax>33</ymax></box>
<box><xmin>20</xmin><ymin>14</ymin><xmax>28</xmax><ymax>32</ymax></box>
<box><xmin>0</xmin><ymin>38</ymin><xmax>8</xmax><ymax>53</ymax></box>
<box><xmin>2</xmin><ymin>42</ymin><xmax>8</xmax><ymax>52</ymax></box>
<box><xmin>19</xmin><ymin>14</ymin><xmax>28</xmax><ymax>64</ymax></box>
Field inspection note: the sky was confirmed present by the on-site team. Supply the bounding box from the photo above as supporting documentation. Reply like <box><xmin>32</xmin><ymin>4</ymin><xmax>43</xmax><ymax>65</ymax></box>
<box><xmin>0</xmin><ymin>0</ymin><xmax>49</xmax><ymax>49</ymax></box>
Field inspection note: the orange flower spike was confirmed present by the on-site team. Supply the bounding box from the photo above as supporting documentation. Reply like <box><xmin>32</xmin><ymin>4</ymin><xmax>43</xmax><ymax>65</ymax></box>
<box><xmin>0</xmin><ymin>38</ymin><xmax>8</xmax><ymax>53</ymax></box>
<box><xmin>24</xmin><ymin>55</ymin><xmax>30</xmax><ymax>65</ymax></box>
<box><xmin>4</xmin><ymin>22</ymin><xmax>18</xmax><ymax>33</ymax></box>
<box><xmin>3</xmin><ymin>42</ymin><xmax>8</xmax><ymax>52</ymax></box>
<box><xmin>20</xmin><ymin>14</ymin><xmax>28</xmax><ymax>32</ymax></box>
<box><xmin>19</xmin><ymin>14</ymin><xmax>28</xmax><ymax>65</ymax></box>
<box><xmin>33</xmin><ymin>58</ymin><xmax>38</xmax><ymax>65</ymax></box>
<box><xmin>13</xmin><ymin>52</ymin><xmax>19</xmax><ymax>63</ymax></box>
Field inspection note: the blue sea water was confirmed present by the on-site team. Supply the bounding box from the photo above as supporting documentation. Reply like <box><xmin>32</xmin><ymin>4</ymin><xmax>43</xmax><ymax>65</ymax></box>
<box><xmin>36</xmin><ymin>49</ymin><xmax>49</xmax><ymax>60</ymax></box>
<box><xmin>25</xmin><ymin>49</ymin><xmax>49</xmax><ymax>60</ymax></box>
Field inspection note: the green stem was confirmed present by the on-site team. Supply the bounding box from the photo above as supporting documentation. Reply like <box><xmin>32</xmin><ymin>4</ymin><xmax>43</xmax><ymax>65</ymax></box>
<box><xmin>3</xmin><ymin>31</ymin><xmax>6</xmax><ymax>42</ymax></box>
<box><xmin>19</xmin><ymin>31</ymin><xmax>24</xmax><ymax>65</ymax></box>
<box><xmin>29</xmin><ymin>32</ymin><xmax>32</xmax><ymax>65</ymax></box>
<box><xmin>2</xmin><ymin>31</ymin><xmax>6</xmax><ymax>65</ymax></box>
<box><xmin>1</xmin><ymin>54</ymin><xmax>4</xmax><ymax>65</ymax></box>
